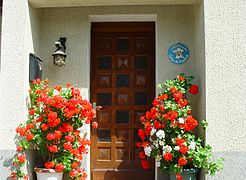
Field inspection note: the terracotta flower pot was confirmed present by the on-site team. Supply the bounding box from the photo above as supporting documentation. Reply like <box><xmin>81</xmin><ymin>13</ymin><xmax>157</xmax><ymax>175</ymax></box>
<box><xmin>169</xmin><ymin>168</ymin><xmax>199</xmax><ymax>180</ymax></box>
<box><xmin>34</xmin><ymin>168</ymin><xmax>63</xmax><ymax>180</ymax></box>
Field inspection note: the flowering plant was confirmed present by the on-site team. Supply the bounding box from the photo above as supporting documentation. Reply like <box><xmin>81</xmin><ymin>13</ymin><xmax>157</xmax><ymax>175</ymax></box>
<box><xmin>10</xmin><ymin>79</ymin><xmax>98</xmax><ymax>179</ymax></box>
<box><xmin>137</xmin><ymin>74</ymin><xmax>223</xmax><ymax>180</ymax></box>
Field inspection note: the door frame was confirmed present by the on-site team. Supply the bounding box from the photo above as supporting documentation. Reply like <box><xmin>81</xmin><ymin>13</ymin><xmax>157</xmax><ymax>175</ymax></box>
<box><xmin>87</xmin><ymin>14</ymin><xmax>157</xmax><ymax>180</ymax></box>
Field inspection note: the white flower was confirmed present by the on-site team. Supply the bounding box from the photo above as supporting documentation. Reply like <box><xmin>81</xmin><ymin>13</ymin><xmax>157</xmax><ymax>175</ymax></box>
<box><xmin>159</xmin><ymin>140</ymin><xmax>165</xmax><ymax>146</ymax></box>
<box><xmin>39</xmin><ymin>102</ymin><xmax>44</xmax><ymax>113</ymax></box>
<box><xmin>189</xmin><ymin>141</ymin><xmax>196</xmax><ymax>150</ymax></box>
<box><xmin>156</xmin><ymin>154</ymin><xmax>162</xmax><ymax>161</ymax></box>
<box><xmin>162</xmin><ymin>145</ymin><xmax>172</xmax><ymax>153</ymax></box>
<box><xmin>178</xmin><ymin>117</ymin><xmax>185</xmax><ymax>124</ymax></box>
<box><xmin>156</xmin><ymin>161</ymin><xmax>161</xmax><ymax>167</ymax></box>
<box><xmin>174</xmin><ymin>146</ymin><xmax>180</xmax><ymax>151</ymax></box>
<box><xmin>150</xmin><ymin>128</ymin><xmax>157</xmax><ymax>136</ymax></box>
<box><xmin>156</xmin><ymin>130</ymin><xmax>165</xmax><ymax>139</ymax></box>
<box><xmin>53</xmin><ymin>89</ymin><xmax>60</xmax><ymax>96</ymax></box>
<box><xmin>144</xmin><ymin>146</ymin><xmax>152</xmax><ymax>157</ymax></box>
<box><xmin>153</xmin><ymin>141</ymin><xmax>159</xmax><ymax>148</ymax></box>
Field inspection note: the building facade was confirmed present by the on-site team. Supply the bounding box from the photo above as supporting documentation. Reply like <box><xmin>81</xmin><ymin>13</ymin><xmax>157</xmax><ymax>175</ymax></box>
<box><xmin>0</xmin><ymin>0</ymin><xmax>245</xmax><ymax>179</ymax></box>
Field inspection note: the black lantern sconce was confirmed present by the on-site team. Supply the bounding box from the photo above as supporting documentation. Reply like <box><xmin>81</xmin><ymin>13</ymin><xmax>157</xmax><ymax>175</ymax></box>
<box><xmin>52</xmin><ymin>37</ymin><xmax>67</xmax><ymax>67</ymax></box>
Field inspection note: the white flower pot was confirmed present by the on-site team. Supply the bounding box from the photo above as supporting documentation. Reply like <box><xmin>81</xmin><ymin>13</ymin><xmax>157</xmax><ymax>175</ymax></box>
<box><xmin>35</xmin><ymin>168</ymin><xmax>63</xmax><ymax>180</ymax></box>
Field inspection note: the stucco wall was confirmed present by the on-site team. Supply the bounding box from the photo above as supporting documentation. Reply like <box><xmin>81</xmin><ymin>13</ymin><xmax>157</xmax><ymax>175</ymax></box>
<box><xmin>39</xmin><ymin>5</ymin><xmax>196</xmax><ymax>94</ymax></box>
<box><xmin>0</xmin><ymin>1</ymin><xmax>40</xmax><ymax>179</ymax></box>
<box><xmin>204</xmin><ymin>1</ymin><xmax>246</xmax><ymax>180</ymax></box>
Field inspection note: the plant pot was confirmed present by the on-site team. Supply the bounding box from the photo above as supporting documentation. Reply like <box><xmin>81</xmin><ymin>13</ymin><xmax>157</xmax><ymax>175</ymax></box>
<box><xmin>34</xmin><ymin>168</ymin><xmax>63</xmax><ymax>180</ymax></box>
<box><xmin>169</xmin><ymin>168</ymin><xmax>199</xmax><ymax>180</ymax></box>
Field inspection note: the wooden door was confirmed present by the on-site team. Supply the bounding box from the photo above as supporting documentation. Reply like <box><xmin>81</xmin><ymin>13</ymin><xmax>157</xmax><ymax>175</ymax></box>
<box><xmin>90</xmin><ymin>22</ymin><xmax>155</xmax><ymax>180</ymax></box>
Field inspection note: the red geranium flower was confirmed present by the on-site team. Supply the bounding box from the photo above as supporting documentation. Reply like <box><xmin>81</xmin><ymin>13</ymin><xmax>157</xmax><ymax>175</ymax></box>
<box><xmin>26</xmin><ymin>123</ymin><xmax>34</xmax><ymax>130</ymax></box>
<box><xmin>170</xmin><ymin>86</ymin><xmax>176</xmax><ymax>93</ymax></box>
<box><xmin>176</xmin><ymin>138</ymin><xmax>186</xmax><ymax>146</ymax></box>
<box><xmin>41</xmin><ymin>123</ymin><xmax>49</xmax><ymax>131</ymax></box>
<box><xmin>176</xmin><ymin>173</ymin><xmax>183</xmax><ymax>180</ymax></box>
<box><xmin>48</xmin><ymin>111</ymin><xmax>57</xmax><ymax>120</ymax></box>
<box><xmin>45</xmin><ymin>161</ymin><xmax>55</xmax><ymax>169</ymax></box>
<box><xmin>158</xmin><ymin>93</ymin><xmax>168</xmax><ymax>101</ymax></box>
<box><xmin>141</xmin><ymin>160</ymin><xmax>150</xmax><ymax>170</ymax></box>
<box><xmin>183</xmin><ymin>115</ymin><xmax>198</xmax><ymax>131</ymax></box>
<box><xmin>179</xmin><ymin>146</ymin><xmax>188</xmax><ymax>154</ymax></box>
<box><xmin>178</xmin><ymin>157</ymin><xmax>187</xmax><ymax>166</ymax></box>
<box><xmin>24</xmin><ymin>174</ymin><xmax>28</xmax><ymax>180</ymax></box>
<box><xmin>65</xmin><ymin>134</ymin><xmax>75</xmax><ymax>142</ymax></box>
<box><xmin>154</xmin><ymin>121</ymin><xmax>165</xmax><ymax>129</ymax></box>
<box><xmin>70</xmin><ymin>170</ymin><xmax>79</xmax><ymax>178</ymax></box>
<box><xmin>71</xmin><ymin>162</ymin><xmax>79</xmax><ymax>169</ymax></box>
<box><xmin>178</xmin><ymin>75</ymin><xmax>185</xmax><ymax>82</ymax></box>
<box><xmin>46</xmin><ymin>133</ymin><xmax>55</xmax><ymax>141</ymax></box>
<box><xmin>144</xmin><ymin>122</ymin><xmax>152</xmax><ymax>136</ymax></box>
<box><xmin>173</xmin><ymin>91</ymin><xmax>183</xmax><ymax>101</ymax></box>
<box><xmin>9</xmin><ymin>172</ymin><xmax>17</xmax><ymax>179</ymax></box>
<box><xmin>47</xmin><ymin>145</ymin><xmax>58</xmax><ymax>153</ymax></box>
<box><xmin>26</xmin><ymin>133</ymin><xmax>34</xmax><ymax>141</ymax></box>
<box><xmin>17</xmin><ymin>154</ymin><xmax>26</xmax><ymax>163</ymax></box>
<box><xmin>62</xmin><ymin>123</ymin><xmax>73</xmax><ymax>132</ymax></box>
<box><xmin>163</xmin><ymin>152</ymin><xmax>173</xmax><ymax>161</ymax></box>
<box><xmin>16</xmin><ymin>127</ymin><xmax>26</xmax><ymax>136</ymax></box>
<box><xmin>189</xmin><ymin>85</ymin><xmax>199</xmax><ymax>95</ymax></box>
<box><xmin>139</xmin><ymin>151</ymin><xmax>146</xmax><ymax>159</ymax></box>
<box><xmin>138</xmin><ymin>129</ymin><xmax>146</xmax><ymax>141</ymax></box>
<box><xmin>29</xmin><ymin>109</ymin><xmax>36</xmax><ymax>115</ymax></box>
<box><xmin>92</xmin><ymin>121</ymin><xmax>98</xmax><ymax>129</ymax></box>
<box><xmin>178</xmin><ymin>99</ymin><xmax>188</xmax><ymax>107</ymax></box>
<box><xmin>54</xmin><ymin>130</ymin><xmax>62</xmax><ymax>140</ymax></box>
<box><xmin>17</xmin><ymin>146</ymin><xmax>23</xmax><ymax>152</ymax></box>
<box><xmin>54</xmin><ymin>85</ymin><xmax>62</xmax><ymax>91</ymax></box>
<box><xmin>55</xmin><ymin>163</ymin><xmax>64</xmax><ymax>172</ymax></box>
<box><xmin>48</xmin><ymin>117</ymin><xmax>60</xmax><ymax>127</ymax></box>
<box><xmin>63</xmin><ymin>142</ymin><xmax>73</xmax><ymax>151</ymax></box>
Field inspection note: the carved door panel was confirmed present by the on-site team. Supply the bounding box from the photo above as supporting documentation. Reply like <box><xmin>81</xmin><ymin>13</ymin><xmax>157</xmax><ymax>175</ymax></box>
<box><xmin>90</xmin><ymin>22</ymin><xmax>155</xmax><ymax>180</ymax></box>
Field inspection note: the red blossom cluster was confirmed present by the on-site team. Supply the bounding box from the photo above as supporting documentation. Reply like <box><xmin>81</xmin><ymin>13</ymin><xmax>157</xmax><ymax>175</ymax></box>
<box><xmin>10</xmin><ymin>79</ymin><xmax>97</xmax><ymax>180</ymax></box>
<box><xmin>137</xmin><ymin>74</ymin><xmax>200</xmax><ymax>180</ymax></box>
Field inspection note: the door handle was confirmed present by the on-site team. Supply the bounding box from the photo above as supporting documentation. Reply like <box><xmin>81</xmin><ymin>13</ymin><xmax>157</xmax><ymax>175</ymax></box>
<box><xmin>92</xmin><ymin>102</ymin><xmax>102</xmax><ymax>118</ymax></box>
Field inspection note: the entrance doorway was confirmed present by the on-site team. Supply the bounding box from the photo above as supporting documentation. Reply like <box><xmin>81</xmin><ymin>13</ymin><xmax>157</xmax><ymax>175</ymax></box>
<box><xmin>90</xmin><ymin>22</ymin><xmax>155</xmax><ymax>180</ymax></box>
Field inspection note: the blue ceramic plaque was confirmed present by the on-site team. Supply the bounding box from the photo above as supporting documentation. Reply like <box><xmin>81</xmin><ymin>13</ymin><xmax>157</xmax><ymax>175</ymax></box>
<box><xmin>168</xmin><ymin>43</ymin><xmax>190</xmax><ymax>64</ymax></box>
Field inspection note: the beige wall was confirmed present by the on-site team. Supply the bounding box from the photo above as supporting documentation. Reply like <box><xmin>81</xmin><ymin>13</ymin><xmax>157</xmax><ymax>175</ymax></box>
<box><xmin>0</xmin><ymin>1</ymin><xmax>38</xmax><ymax>178</ymax></box>
<box><xmin>204</xmin><ymin>1</ymin><xmax>246</xmax><ymax>179</ymax></box>
<box><xmin>38</xmin><ymin>5</ymin><xmax>197</xmax><ymax>95</ymax></box>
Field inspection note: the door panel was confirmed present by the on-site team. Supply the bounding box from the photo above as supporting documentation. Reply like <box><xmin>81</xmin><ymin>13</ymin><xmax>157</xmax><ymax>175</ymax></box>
<box><xmin>91</xmin><ymin>22</ymin><xmax>155</xmax><ymax>180</ymax></box>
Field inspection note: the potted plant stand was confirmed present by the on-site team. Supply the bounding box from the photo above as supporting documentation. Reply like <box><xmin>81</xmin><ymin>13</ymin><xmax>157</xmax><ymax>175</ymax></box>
<box><xmin>34</xmin><ymin>168</ymin><xmax>63</xmax><ymax>180</ymax></box>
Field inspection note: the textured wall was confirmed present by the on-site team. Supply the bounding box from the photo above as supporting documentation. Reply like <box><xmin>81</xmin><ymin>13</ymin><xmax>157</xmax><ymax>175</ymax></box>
<box><xmin>204</xmin><ymin>0</ymin><xmax>246</xmax><ymax>180</ymax></box>
<box><xmin>39</xmin><ymin>5</ymin><xmax>196</xmax><ymax>92</ymax></box>
<box><xmin>0</xmin><ymin>1</ymin><xmax>40</xmax><ymax>179</ymax></box>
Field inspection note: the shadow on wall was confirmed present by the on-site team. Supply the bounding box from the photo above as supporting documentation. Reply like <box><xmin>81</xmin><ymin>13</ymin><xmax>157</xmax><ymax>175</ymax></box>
<box><xmin>2</xmin><ymin>134</ymin><xmax>36</xmax><ymax>179</ymax></box>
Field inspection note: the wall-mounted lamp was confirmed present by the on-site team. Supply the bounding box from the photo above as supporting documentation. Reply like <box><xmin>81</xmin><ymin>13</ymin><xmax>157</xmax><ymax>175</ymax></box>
<box><xmin>52</xmin><ymin>37</ymin><xmax>67</xmax><ymax>67</ymax></box>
